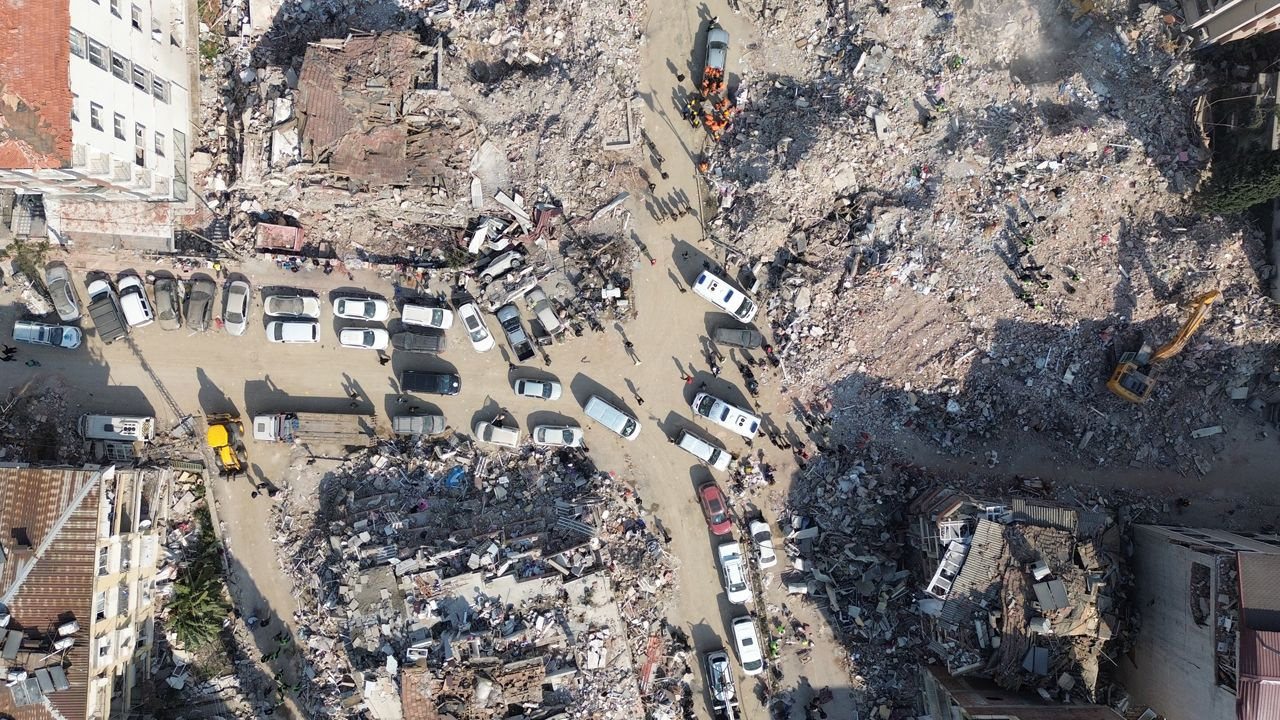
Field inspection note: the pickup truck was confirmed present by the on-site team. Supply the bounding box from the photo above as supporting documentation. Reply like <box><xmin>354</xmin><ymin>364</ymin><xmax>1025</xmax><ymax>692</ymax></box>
<box><xmin>496</xmin><ymin>304</ymin><xmax>535</xmax><ymax>361</ymax></box>
<box><xmin>252</xmin><ymin>412</ymin><xmax>374</xmax><ymax>446</ymax></box>
<box><xmin>86</xmin><ymin>279</ymin><xmax>128</xmax><ymax>344</ymax></box>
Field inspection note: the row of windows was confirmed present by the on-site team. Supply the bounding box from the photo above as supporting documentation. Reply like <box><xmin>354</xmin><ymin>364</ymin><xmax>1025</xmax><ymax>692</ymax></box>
<box><xmin>73</xmin><ymin>95</ymin><xmax>167</xmax><ymax>161</ymax></box>
<box><xmin>91</xmin><ymin>0</ymin><xmax>182</xmax><ymax>47</ymax></box>
<box><xmin>69</xmin><ymin>29</ymin><xmax>172</xmax><ymax>104</ymax></box>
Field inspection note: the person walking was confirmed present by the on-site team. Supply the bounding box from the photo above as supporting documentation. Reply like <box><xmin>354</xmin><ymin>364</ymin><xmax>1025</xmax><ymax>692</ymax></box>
<box><xmin>623</xmin><ymin>340</ymin><xmax>641</xmax><ymax>365</ymax></box>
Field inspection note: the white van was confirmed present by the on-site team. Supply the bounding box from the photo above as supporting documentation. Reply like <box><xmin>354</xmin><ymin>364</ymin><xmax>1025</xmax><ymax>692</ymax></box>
<box><xmin>693</xmin><ymin>270</ymin><xmax>757</xmax><ymax>323</ymax></box>
<box><xmin>583</xmin><ymin>395</ymin><xmax>640</xmax><ymax>440</ymax></box>
<box><xmin>473</xmin><ymin>421</ymin><xmax>520</xmax><ymax>448</ymax></box>
<box><xmin>79</xmin><ymin>415</ymin><xmax>156</xmax><ymax>442</ymax></box>
<box><xmin>677</xmin><ymin>430</ymin><xmax>733</xmax><ymax>471</ymax></box>
<box><xmin>12</xmin><ymin>321</ymin><xmax>82</xmax><ymax>349</ymax></box>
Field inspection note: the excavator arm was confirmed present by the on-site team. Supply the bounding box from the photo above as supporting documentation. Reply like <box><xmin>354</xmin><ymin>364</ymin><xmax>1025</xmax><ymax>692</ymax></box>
<box><xmin>1149</xmin><ymin>290</ymin><xmax>1223</xmax><ymax>364</ymax></box>
<box><xmin>1107</xmin><ymin>289</ymin><xmax>1222</xmax><ymax>404</ymax></box>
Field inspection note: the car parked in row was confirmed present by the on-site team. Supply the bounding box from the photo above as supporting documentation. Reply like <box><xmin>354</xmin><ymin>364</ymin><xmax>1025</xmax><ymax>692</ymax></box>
<box><xmin>699</xmin><ymin>482</ymin><xmax>732</xmax><ymax>535</ymax></box>
<box><xmin>153</xmin><ymin>277</ymin><xmax>183</xmax><ymax>331</ymax></box>
<box><xmin>473</xmin><ymin>420</ymin><xmax>520</xmax><ymax>448</ymax></box>
<box><xmin>391</xmin><ymin>330</ymin><xmax>446</xmax><ymax>354</ymax></box>
<box><xmin>186</xmin><ymin>278</ymin><xmax>217</xmax><ymax>332</ymax></box>
<box><xmin>457</xmin><ymin>302</ymin><xmax>494</xmax><ymax>352</ymax></box>
<box><xmin>117</xmin><ymin>275</ymin><xmax>154</xmax><ymax>328</ymax></box>
<box><xmin>333</xmin><ymin>296</ymin><xmax>389</xmax><ymax>321</ymax></box>
<box><xmin>532</xmin><ymin>425</ymin><xmax>584</xmax><ymax>448</ymax></box>
<box><xmin>401</xmin><ymin>370</ymin><xmax>461</xmax><ymax>396</ymax></box>
<box><xmin>267</xmin><ymin>320</ymin><xmax>319</xmax><ymax>344</ymax></box>
<box><xmin>12</xmin><ymin>320</ymin><xmax>81</xmax><ymax>349</ymax></box>
<box><xmin>717</xmin><ymin>542</ymin><xmax>751</xmax><ymax>604</ymax></box>
<box><xmin>496</xmin><ymin>304</ymin><xmax>535</xmax><ymax>362</ymax></box>
<box><xmin>264</xmin><ymin>293</ymin><xmax>321</xmax><ymax>319</ymax></box>
<box><xmin>693</xmin><ymin>269</ymin><xmax>757</xmax><ymax>323</ymax></box>
<box><xmin>582</xmin><ymin>395</ymin><xmax>640</xmax><ymax>440</ymax></box>
<box><xmin>85</xmin><ymin>278</ymin><xmax>127</xmax><ymax>344</ymax></box>
<box><xmin>676</xmin><ymin>429</ymin><xmax>733</xmax><ymax>471</ymax></box>
<box><xmin>45</xmin><ymin>264</ymin><xmax>81</xmax><ymax>322</ymax></box>
<box><xmin>730</xmin><ymin>616</ymin><xmax>764</xmax><ymax>676</ymax></box>
<box><xmin>223</xmin><ymin>280</ymin><xmax>251</xmax><ymax>336</ymax></box>
<box><xmin>402</xmin><ymin>303</ymin><xmax>453</xmax><ymax>330</ymax></box>
<box><xmin>749</xmin><ymin>520</ymin><xmax>777</xmax><ymax>569</ymax></box>
<box><xmin>513</xmin><ymin>378</ymin><xmax>561</xmax><ymax>401</ymax></box>
<box><xmin>340</xmin><ymin>327</ymin><xmax>389</xmax><ymax>350</ymax></box>
<box><xmin>691</xmin><ymin>392</ymin><xmax>760</xmax><ymax>438</ymax></box>
<box><xmin>393</xmin><ymin>414</ymin><xmax>447</xmax><ymax>437</ymax></box>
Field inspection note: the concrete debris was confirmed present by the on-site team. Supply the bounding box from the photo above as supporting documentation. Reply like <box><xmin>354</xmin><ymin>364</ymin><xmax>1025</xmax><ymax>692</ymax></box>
<box><xmin>267</xmin><ymin>434</ymin><xmax>678</xmax><ymax>718</ymax></box>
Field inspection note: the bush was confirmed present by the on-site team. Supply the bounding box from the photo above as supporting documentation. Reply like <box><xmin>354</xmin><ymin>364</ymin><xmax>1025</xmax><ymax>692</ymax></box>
<box><xmin>166</xmin><ymin>507</ymin><xmax>230</xmax><ymax>650</ymax></box>
<box><xmin>1198</xmin><ymin>152</ymin><xmax>1280</xmax><ymax>215</ymax></box>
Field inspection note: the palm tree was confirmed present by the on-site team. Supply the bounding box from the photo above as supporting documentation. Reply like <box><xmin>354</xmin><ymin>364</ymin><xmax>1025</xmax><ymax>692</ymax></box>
<box><xmin>167</xmin><ymin>565</ymin><xmax>229</xmax><ymax>649</ymax></box>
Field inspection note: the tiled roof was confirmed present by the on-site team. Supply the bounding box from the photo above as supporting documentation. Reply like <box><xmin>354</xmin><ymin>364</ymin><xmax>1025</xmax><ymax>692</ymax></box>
<box><xmin>0</xmin><ymin>466</ymin><xmax>103</xmax><ymax>720</ymax></box>
<box><xmin>0</xmin><ymin>1</ymin><xmax>73</xmax><ymax>169</ymax></box>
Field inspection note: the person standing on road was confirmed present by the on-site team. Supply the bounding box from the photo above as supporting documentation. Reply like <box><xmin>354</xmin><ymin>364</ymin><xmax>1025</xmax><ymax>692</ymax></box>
<box><xmin>623</xmin><ymin>340</ymin><xmax>641</xmax><ymax>365</ymax></box>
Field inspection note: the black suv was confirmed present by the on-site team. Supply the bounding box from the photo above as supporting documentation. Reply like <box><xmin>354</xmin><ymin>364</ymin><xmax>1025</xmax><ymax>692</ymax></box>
<box><xmin>401</xmin><ymin>370</ymin><xmax>461</xmax><ymax>396</ymax></box>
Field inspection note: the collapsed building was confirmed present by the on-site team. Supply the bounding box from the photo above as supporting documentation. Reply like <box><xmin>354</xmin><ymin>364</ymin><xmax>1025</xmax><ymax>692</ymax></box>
<box><xmin>270</xmin><ymin>436</ymin><xmax>676</xmax><ymax>719</ymax></box>
<box><xmin>909</xmin><ymin>488</ymin><xmax>1128</xmax><ymax>706</ymax></box>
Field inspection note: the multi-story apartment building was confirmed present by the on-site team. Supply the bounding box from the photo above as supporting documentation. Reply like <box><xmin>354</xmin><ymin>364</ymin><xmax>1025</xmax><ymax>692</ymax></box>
<box><xmin>0</xmin><ymin>1</ymin><xmax>192</xmax><ymax>200</ymax></box>
<box><xmin>0</xmin><ymin>465</ymin><xmax>169</xmax><ymax>720</ymax></box>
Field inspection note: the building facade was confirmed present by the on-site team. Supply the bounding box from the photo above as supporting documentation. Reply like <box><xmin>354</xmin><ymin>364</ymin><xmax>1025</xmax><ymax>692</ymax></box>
<box><xmin>1181</xmin><ymin>0</ymin><xmax>1280</xmax><ymax>44</ymax></box>
<box><xmin>0</xmin><ymin>465</ymin><xmax>168</xmax><ymax>720</ymax></box>
<box><xmin>0</xmin><ymin>0</ymin><xmax>192</xmax><ymax>200</ymax></box>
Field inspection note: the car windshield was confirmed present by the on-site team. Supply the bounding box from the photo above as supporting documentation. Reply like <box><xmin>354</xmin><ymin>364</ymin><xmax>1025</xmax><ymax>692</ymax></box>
<box><xmin>735</xmin><ymin>298</ymin><xmax>755</xmax><ymax>319</ymax></box>
<box><xmin>272</xmin><ymin>325</ymin><xmax>284</xmax><ymax>341</ymax></box>
<box><xmin>743</xmin><ymin>658</ymin><xmax>762</xmax><ymax>672</ymax></box>
<box><xmin>754</xmin><ymin>530</ymin><xmax>770</xmax><ymax>543</ymax></box>
<box><xmin>559</xmin><ymin>429</ymin><xmax>573</xmax><ymax>443</ymax></box>
<box><xmin>621</xmin><ymin>418</ymin><xmax>637</xmax><ymax>436</ymax></box>
<box><xmin>696</xmin><ymin>396</ymin><xmax>716</xmax><ymax>415</ymax></box>
<box><xmin>540</xmin><ymin>384</ymin><xmax>552</xmax><ymax>398</ymax></box>
<box><xmin>430</xmin><ymin>309</ymin><xmax>444</xmax><ymax>325</ymax></box>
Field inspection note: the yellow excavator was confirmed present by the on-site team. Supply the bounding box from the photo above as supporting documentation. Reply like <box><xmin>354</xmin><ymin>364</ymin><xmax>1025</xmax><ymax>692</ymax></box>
<box><xmin>206</xmin><ymin>413</ymin><xmax>247</xmax><ymax>474</ymax></box>
<box><xmin>1107</xmin><ymin>290</ymin><xmax>1222</xmax><ymax>404</ymax></box>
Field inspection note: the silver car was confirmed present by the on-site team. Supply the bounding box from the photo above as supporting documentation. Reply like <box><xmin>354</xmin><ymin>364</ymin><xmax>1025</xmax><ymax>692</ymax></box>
<box><xmin>706</xmin><ymin>23</ymin><xmax>729</xmax><ymax>73</ymax></box>
<box><xmin>264</xmin><ymin>293</ymin><xmax>321</xmax><ymax>319</ymax></box>
<box><xmin>185</xmin><ymin>278</ymin><xmax>217</xmax><ymax>332</ymax></box>
<box><xmin>153</xmin><ymin>277</ymin><xmax>183</xmax><ymax>331</ymax></box>
<box><xmin>223</xmin><ymin>280</ymin><xmax>251</xmax><ymax>336</ymax></box>
<box><xmin>45</xmin><ymin>264</ymin><xmax>81</xmax><ymax>322</ymax></box>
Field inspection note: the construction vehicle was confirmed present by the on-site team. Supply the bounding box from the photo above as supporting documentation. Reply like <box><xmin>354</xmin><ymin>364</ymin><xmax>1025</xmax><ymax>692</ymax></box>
<box><xmin>1107</xmin><ymin>290</ymin><xmax>1222</xmax><ymax>404</ymax></box>
<box><xmin>252</xmin><ymin>412</ymin><xmax>374</xmax><ymax>447</ymax></box>
<box><xmin>704</xmin><ymin>650</ymin><xmax>739</xmax><ymax>720</ymax></box>
<box><xmin>206</xmin><ymin>414</ymin><xmax>247</xmax><ymax>473</ymax></box>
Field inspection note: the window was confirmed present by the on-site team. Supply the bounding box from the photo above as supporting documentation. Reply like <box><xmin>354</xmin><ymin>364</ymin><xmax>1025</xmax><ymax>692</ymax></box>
<box><xmin>110</xmin><ymin>0</ymin><xmax>120</xmax><ymax>17</ymax></box>
<box><xmin>134</xmin><ymin>123</ymin><xmax>145</xmax><ymax>166</ymax></box>
<box><xmin>131</xmin><ymin>64</ymin><xmax>149</xmax><ymax>92</ymax></box>
<box><xmin>130</xmin><ymin>4</ymin><xmax>142</xmax><ymax>30</ymax></box>
<box><xmin>113</xmin><ymin>113</ymin><xmax>125</xmax><ymax>140</ymax></box>
<box><xmin>71</xmin><ymin>94</ymin><xmax>79</xmax><ymax>122</ymax></box>
<box><xmin>111</xmin><ymin>52</ymin><xmax>129</xmax><ymax>82</ymax></box>
<box><xmin>70</xmin><ymin>28</ymin><xmax>86</xmax><ymax>58</ymax></box>
<box><xmin>88</xmin><ymin>39</ymin><xmax>107</xmax><ymax>70</ymax></box>
<box><xmin>151</xmin><ymin>16</ymin><xmax>162</xmax><ymax>42</ymax></box>
<box><xmin>90</xmin><ymin>103</ymin><xmax>103</xmax><ymax>131</ymax></box>
<box><xmin>154</xmin><ymin>131</ymin><xmax>165</xmax><ymax>157</ymax></box>
<box><xmin>151</xmin><ymin>77</ymin><xmax>169</xmax><ymax>103</ymax></box>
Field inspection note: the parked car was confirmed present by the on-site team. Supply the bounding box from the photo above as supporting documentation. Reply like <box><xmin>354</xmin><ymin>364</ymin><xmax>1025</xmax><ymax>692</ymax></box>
<box><xmin>153</xmin><ymin>277</ymin><xmax>182</xmax><ymax>331</ymax></box>
<box><xmin>185</xmin><ymin>278</ymin><xmax>217</xmax><ymax>332</ymax></box>
<box><xmin>333</xmin><ymin>296</ymin><xmax>390</xmax><ymax>321</ymax></box>
<box><xmin>391</xmin><ymin>331</ymin><xmax>446</xmax><ymax>354</ymax></box>
<box><xmin>531</xmin><ymin>425</ymin><xmax>584</xmax><ymax>448</ymax></box>
<box><xmin>713</xmin><ymin>326</ymin><xmax>763</xmax><ymax>349</ymax></box>
<box><xmin>392</xmin><ymin>414</ymin><xmax>447</xmax><ymax>437</ymax></box>
<box><xmin>44</xmin><ymin>264</ymin><xmax>81</xmax><ymax>322</ymax></box>
<box><xmin>339</xmin><ymin>327</ymin><xmax>389</xmax><ymax>350</ymax></box>
<box><xmin>705</xmin><ymin>22</ymin><xmax>729</xmax><ymax>73</ymax></box>
<box><xmin>698</xmin><ymin>482</ymin><xmax>732</xmax><ymax>535</ymax></box>
<box><xmin>457</xmin><ymin>302</ymin><xmax>494</xmax><ymax>352</ymax></box>
<box><xmin>749</xmin><ymin>520</ymin><xmax>777</xmax><ymax>569</ymax></box>
<box><xmin>117</xmin><ymin>275</ymin><xmax>154</xmax><ymax>328</ymax></box>
<box><xmin>526</xmin><ymin>286</ymin><xmax>563</xmax><ymax>334</ymax></box>
<box><xmin>480</xmin><ymin>250</ymin><xmax>524</xmax><ymax>281</ymax></box>
<box><xmin>717</xmin><ymin>542</ymin><xmax>751</xmax><ymax>604</ymax></box>
<box><xmin>496</xmin><ymin>304</ymin><xmax>535</xmax><ymax>361</ymax></box>
<box><xmin>223</xmin><ymin>280</ymin><xmax>251</xmax><ymax>336</ymax></box>
<box><xmin>264</xmin><ymin>293</ymin><xmax>321</xmax><ymax>319</ymax></box>
<box><xmin>704</xmin><ymin>651</ymin><xmax>734</xmax><ymax>707</ymax></box>
<box><xmin>473</xmin><ymin>420</ymin><xmax>520</xmax><ymax>448</ymax></box>
<box><xmin>266</xmin><ymin>320</ymin><xmax>319</xmax><ymax>344</ymax></box>
<box><xmin>513</xmin><ymin>378</ymin><xmax>562</xmax><ymax>401</ymax></box>
<box><xmin>691</xmin><ymin>392</ymin><xmax>760</xmax><ymax>438</ymax></box>
<box><xmin>85</xmin><ymin>278</ymin><xmax>127</xmax><ymax>343</ymax></box>
<box><xmin>692</xmin><ymin>270</ymin><xmax>757</xmax><ymax>323</ymax></box>
<box><xmin>676</xmin><ymin>429</ymin><xmax>733</xmax><ymax>471</ymax></box>
<box><xmin>401</xmin><ymin>303</ymin><xmax>453</xmax><ymax>330</ymax></box>
<box><xmin>730</xmin><ymin>616</ymin><xmax>764</xmax><ymax>675</ymax></box>
<box><xmin>12</xmin><ymin>320</ymin><xmax>81</xmax><ymax>349</ymax></box>
<box><xmin>582</xmin><ymin>395</ymin><xmax>640</xmax><ymax>440</ymax></box>
<box><xmin>401</xmin><ymin>370</ymin><xmax>461</xmax><ymax>396</ymax></box>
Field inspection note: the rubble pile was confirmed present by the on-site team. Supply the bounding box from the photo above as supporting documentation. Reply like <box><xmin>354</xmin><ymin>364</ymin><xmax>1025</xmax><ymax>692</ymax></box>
<box><xmin>269</xmin><ymin>436</ymin><xmax>675</xmax><ymax>718</ymax></box>
<box><xmin>707</xmin><ymin>0</ymin><xmax>1276</xmax><ymax>468</ymax></box>
<box><xmin>909</xmin><ymin>487</ymin><xmax>1131</xmax><ymax>704</ymax></box>
<box><xmin>0</xmin><ymin>382</ymin><xmax>83</xmax><ymax>464</ymax></box>
<box><xmin>196</xmin><ymin>0</ymin><xmax>646</xmax><ymax>262</ymax></box>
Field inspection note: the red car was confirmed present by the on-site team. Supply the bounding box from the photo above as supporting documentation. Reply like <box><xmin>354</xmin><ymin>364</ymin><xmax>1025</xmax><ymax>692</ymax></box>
<box><xmin>699</xmin><ymin>482</ymin><xmax>733</xmax><ymax>535</ymax></box>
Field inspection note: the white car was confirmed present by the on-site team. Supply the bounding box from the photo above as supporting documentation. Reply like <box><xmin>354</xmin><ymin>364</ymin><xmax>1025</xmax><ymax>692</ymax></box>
<box><xmin>333</xmin><ymin>296</ymin><xmax>390</xmax><ymax>321</ymax></box>
<box><xmin>691</xmin><ymin>392</ymin><xmax>760</xmax><ymax>438</ymax></box>
<box><xmin>266</xmin><ymin>320</ymin><xmax>319</xmax><ymax>344</ymax></box>
<box><xmin>513</xmin><ymin>378</ymin><xmax>562</xmax><ymax>401</ymax></box>
<box><xmin>401</xmin><ymin>303</ymin><xmax>454</xmax><ymax>329</ymax></box>
<box><xmin>339</xmin><ymin>327</ymin><xmax>390</xmax><ymax>350</ymax></box>
<box><xmin>717</xmin><ymin>542</ymin><xmax>751</xmax><ymax>605</ymax></box>
<box><xmin>730</xmin><ymin>616</ymin><xmax>764</xmax><ymax>675</ymax></box>
<box><xmin>12</xmin><ymin>321</ymin><xmax>81</xmax><ymax>349</ymax></box>
<box><xmin>457</xmin><ymin>302</ymin><xmax>495</xmax><ymax>352</ymax></box>
<box><xmin>117</xmin><ymin>275</ymin><xmax>154</xmax><ymax>328</ymax></box>
<box><xmin>473</xmin><ymin>420</ymin><xmax>520</xmax><ymax>448</ymax></box>
<box><xmin>223</xmin><ymin>280</ymin><xmax>251</xmax><ymax>336</ymax></box>
<box><xmin>480</xmin><ymin>250</ymin><xmax>524</xmax><ymax>281</ymax></box>
<box><xmin>748</xmin><ymin>520</ymin><xmax>777</xmax><ymax>569</ymax></box>
<box><xmin>264</xmin><ymin>294</ymin><xmax>321</xmax><ymax>319</ymax></box>
<box><xmin>532</xmin><ymin>425</ymin><xmax>584</xmax><ymax>448</ymax></box>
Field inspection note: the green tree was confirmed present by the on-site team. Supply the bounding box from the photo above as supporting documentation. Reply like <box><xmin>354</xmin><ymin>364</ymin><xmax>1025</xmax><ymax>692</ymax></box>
<box><xmin>0</xmin><ymin>235</ymin><xmax>51</xmax><ymax>281</ymax></box>
<box><xmin>167</xmin><ymin>564</ymin><xmax>229</xmax><ymax>650</ymax></box>
<box><xmin>1198</xmin><ymin>152</ymin><xmax>1280</xmax><ymax>215</ymax></box>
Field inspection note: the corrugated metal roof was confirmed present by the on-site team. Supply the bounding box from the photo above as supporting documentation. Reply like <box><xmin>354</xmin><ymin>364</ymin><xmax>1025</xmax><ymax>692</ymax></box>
<box><xmin>0</xmin><ymin>466</ymin><xmax>102</xmax><ymax>720</ymax></box>
<box><xmin>1240</xmin><ymin>552</ymin><xmax>1280</xmax><ymax>631</ymax></box>
<box><xmin>1237</xmin><ymin>676</ymin><xmax>1280</xmax><ymax>720</ymax></box>
<box><xmin>940</xmin><ymin>519</ymin><xmax>1005</xmax><ymax>631</ymax></box>
<box><xmin>1012</xmin><ymin>498</ymin><xmax>1111</xmax><ymax>538</ymax></box>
